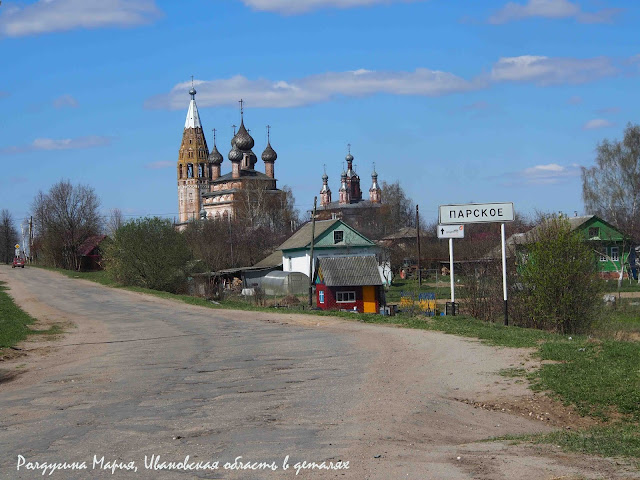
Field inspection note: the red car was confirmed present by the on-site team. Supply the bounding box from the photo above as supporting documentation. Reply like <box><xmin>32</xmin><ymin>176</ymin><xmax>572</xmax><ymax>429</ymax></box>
<box><xmin>12</xmin><ymin>257</ymin><xmax>25</xmax><ymax>268</ymax></box>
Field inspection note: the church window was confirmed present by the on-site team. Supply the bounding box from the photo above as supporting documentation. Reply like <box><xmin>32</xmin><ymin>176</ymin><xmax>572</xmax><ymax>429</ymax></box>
<box><xmin>189</xmin><ymin>139</ymin><xmax>192</xmax><ymax>144</ymax></box>
<box><xmin>198</xmin><ymin>163</ymin><xmax>204</xmax><ymax>177</ymax></box>
<box><xmin>187</xmin><ymin>164</ymin><xmax>194</xmax><ymax>178</ymax></box>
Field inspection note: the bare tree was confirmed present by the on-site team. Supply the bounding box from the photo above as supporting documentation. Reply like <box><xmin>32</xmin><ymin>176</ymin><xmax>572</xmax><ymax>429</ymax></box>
<box><xmin>582</xmin><ymin>123</ymin><xmax>640</xmax><ymax>240</ymax></box>
<box><xmin>107</xmin><ymin>208</ymin><xmax>124</xmax><ymax>236</ymax></box>
<box><xmin>0</xmin><ymin>209</ymin><xmax>18</xmax><ymax>264</ymax></box>
<box><xmin>32</xmin><ymin>180</ymin><xmax>102</xmax><ymax>270</ymax></box>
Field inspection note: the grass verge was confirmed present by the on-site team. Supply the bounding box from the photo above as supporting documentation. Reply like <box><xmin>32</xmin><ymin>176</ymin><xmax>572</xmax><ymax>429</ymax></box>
<box><xmin>0</xmin><ymin>281</ymin><xmax>61</xmax><ymax>350</ymax></box>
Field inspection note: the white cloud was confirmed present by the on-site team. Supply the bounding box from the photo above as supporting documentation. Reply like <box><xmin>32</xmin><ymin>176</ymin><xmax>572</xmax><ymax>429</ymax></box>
<box><xmin>146</xmin><ymin>69</ymin><xmax>480</xmax><ymax>109</ymax></box>
<box><xmin>491</xmin><ymin>55</ymin><xmax>617</xmax><ymax>85</ymax></box>
<box><xmin>1</xmin><ymin>135</ymin><xmax>112</xmax><ymax>154</ymax></box>
<box><xmin>240</xmin><ymin>0</ymin><xmax>424</xmax><ymax>15</ymax></box>
<box><xmin>145</xmin><ymin>161</ymin><xmax>173</xmax><ymax>169</ymax></box>
<box><xmin>583</xmin><ymin>118</ymin><xmax>614</xmax><ymax>130</ymax></box>
<box><xmin>147</xmin><ymin>54</ymin><xmax>635</xmax><ymax>110</ymax></box>
<box><xmin>517</xmin><ymin>163</ymin><xmax>581</xmax><ymax>184</ymax></box>
<box><xmin>0</xmin><ymin>0</ymin><xmax>161</xmax><ymax>37</ymax></box>
<box><xmin>489</xmin><ymin>0</ymin><xmax>620</xmax><ymax>24</ymax></box>
<box><xmin>53</xmin><ymin>94</ymin><xmax>78</xmax><ymax>109</ymax></box>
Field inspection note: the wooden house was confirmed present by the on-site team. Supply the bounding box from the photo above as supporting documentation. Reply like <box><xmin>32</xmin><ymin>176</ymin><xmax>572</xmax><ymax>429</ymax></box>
<box><xmin>315</xmin><ymin>255</ymin><xmax>383</xmax><ymax>313</ymax></box>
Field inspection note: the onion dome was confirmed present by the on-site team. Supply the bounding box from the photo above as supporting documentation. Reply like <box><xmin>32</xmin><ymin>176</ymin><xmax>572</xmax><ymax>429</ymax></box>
<box><xmin>208</xmin><ymin>144</ymin><xmax>223</xmax><ymax>165</ymax></box>
<box><xmin>229</xmin><ymin>143</ymin><xmax>243</xmax><ymax>163</ymax></box>
<box><xmin>322</xmin><ymin>172</ymin><xmax>328</xmax><ymax>182</ymax></box>
<box><xmin>234</xmin><ymin>120</ymin><xmax>254</xmax><ymax>151</ymax></box>
<box><xmin>247</xmin><ymin>150</ymin><xmax>258</xmax><ymax>168</ymax></box>
<box><xmin>262</xmin><ymin>142</ymin><xmax>277</xmax><ymax>163</ymax></box>
<box><xmin>345</xmin><ymin>152</ymin><xmax>354</xmax><ymax>163</ymax></box>
<box><xmin>340</xmin><ymin>171</ymin><xmax>348</xmax><ymax>191</ymax></box>
<box><xmin>189</xmin><ymin>87</ymin><xmax>197</xmax><ymax>98</ymax></box>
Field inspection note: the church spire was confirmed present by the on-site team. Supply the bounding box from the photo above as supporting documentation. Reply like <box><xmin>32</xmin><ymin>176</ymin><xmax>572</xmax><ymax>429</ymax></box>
<box><xmin>184</xmin><ymin>77</ymin><xmax>202</xmax><ymax>129</ymax></box>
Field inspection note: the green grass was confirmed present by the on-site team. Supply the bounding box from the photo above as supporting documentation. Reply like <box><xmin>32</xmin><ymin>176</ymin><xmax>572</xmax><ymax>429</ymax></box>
<box><xmin>539</xmin><ymin>423</ymin><xmax>640</xmax><ymax>458</ymax></box>
<box><xmin>359</xmin><ymin>313</ymin><xmax>554</xmax><ymax>348</ymax></box>
<box><xmin>0</xmin><ymin>281</ymin><xmax>61</xmax><ymax>349</ymax></box>
<box><xmin>0</xmin><ymin>281</ymin><xmax>36</xmax><ymax>348</ymax></box>
<box><xmin>495</xmin><ymin>423</ymin><xmax>640</xmax><ymax>460</ymax></box>
<box><xmin>531</xmin><ymin>339</ymin><xmax>640</xmax><ymax>421</ymax></box>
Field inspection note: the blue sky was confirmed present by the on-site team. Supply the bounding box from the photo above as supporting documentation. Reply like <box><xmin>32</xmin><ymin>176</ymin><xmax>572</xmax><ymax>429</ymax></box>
<box><xmin>1</xmin><ymin>0</ymin><xmax>638</xmax><ymax>227</ymax></box>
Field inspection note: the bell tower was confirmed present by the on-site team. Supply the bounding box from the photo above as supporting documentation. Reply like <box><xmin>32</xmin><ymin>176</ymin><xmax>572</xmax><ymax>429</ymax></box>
<box><xmin>178</xmin><ymin>80</ymin><xmax>209</xmax><ymax>223</ymax></box>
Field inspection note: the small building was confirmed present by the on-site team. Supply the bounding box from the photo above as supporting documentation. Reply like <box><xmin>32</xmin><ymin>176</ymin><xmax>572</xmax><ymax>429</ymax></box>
<box><xmin>261</xmin><ymin>271</ymin><xmax>309</xmax><ymax>296</ymax></box>
<box><xmin>315</xmin><ymin>255</ymin><xmax>383</xmax><ymax>313</ymax></box>
<box><xmin>254</xmin><ymin>218</ymin><xmax>391</xmax><ymax>284</ymax></box>
<box><xmin>489</xmin><ymin>215</ymin><xmax>631</xmax><ymax>278</ymax></box>
<box><xmin>77</xmin><ymin>235</ymin><xmax>107</xmax><ymax>271</ymax></box>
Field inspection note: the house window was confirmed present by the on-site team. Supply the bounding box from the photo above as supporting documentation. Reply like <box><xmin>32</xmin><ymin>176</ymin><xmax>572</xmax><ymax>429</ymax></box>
<box><xmin>600</xmin><ymin>249</ymin><xmax>608</xmax><ymax>262</ymax></box>
<box><xmin>187</xmin><ymin>164</ymin><xmax>194</xmax><ymax>178</ymax></box>
<box><xmin>319</xmin><ymin>290</ymin><xmax>325</xmax><ymax>304</ymax></box>
<box><xmin>588</xmin><ymin>227</ymin><xmax>599</xmax><ymax>238</ymax></box>
<box><xmin>611</xmin><ymin>247</ymin><xmax>619</xmax><ymax>262</ymax></box>
<box><xmin>336</xmin><ymin>291</ymin><xmax>356</xmax><ymax>303</ymax></box>
<box><xmin>333</xmin><ymin>230</ymin><xmax>344</xmax><ymax>244</ymax></box>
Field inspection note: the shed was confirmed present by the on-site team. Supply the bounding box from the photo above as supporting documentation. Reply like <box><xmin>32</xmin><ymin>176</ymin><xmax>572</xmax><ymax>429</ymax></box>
<box><xmin>261</xmin><ymin>271</ymin><xmax>309</xmax><ymax>296</ymax></box>
<box><xmin>78</xmin><ymin>234</ymin><xmax>107</xmax><ymax>271</ymax></box>
<box><xmin>315</xmin><ymin>255</ymin><xmax>383</xmax><ymax>313</ymax></box>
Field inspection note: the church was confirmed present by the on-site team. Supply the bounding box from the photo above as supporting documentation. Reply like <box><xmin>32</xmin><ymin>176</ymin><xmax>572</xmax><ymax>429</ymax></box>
<box><xmin>315</xmin><ymin>147</ymin><xmax>383</xmax><ymax>231</ymax></box>
<box><xmin>176</xmin><ymin>87</ymin><xmax>285</xmax><ymax>229</ymax></box>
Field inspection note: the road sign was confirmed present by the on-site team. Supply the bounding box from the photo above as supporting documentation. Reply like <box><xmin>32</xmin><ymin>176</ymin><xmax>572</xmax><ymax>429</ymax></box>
<box><xmin>437</xmin><ymin>224</ymin><xmax>464</xmax><ymax>239</ymax></box>
<box><xmin>15</xmin><ymin>244</ymin><xmax>19</xmax><ymax>249</ymax></box>
<box><xmin>439</xmin><ymin>202</ymin><xmax>514</xmax><ymax>224</ymax></box>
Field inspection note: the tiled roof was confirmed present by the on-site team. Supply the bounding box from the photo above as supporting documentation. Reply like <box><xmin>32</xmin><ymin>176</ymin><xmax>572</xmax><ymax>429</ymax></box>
<box><xmin>317</xmin><ymin>255</ymin><xmax>382</xmax><ymax>287</ymax></box>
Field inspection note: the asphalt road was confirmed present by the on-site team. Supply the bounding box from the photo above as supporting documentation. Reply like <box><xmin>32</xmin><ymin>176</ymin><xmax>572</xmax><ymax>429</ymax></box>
<box><xmin>0</xmin><ymin>267</ymin><xmax>638</xmax><ymax>480</ymax></box>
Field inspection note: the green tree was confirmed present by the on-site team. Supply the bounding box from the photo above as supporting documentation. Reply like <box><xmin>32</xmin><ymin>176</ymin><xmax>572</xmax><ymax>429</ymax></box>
<box><xmin>582</xmin><ymin>123</ymin><xmax>640</xmax><ymax>241</ymax></box>
<box><xmin>105</xmin><ymin>217</ymin><xmax>191</xmax><ymax>293</ymax></box>
<box><xmin>516</xmin><ymin>215</ymin><xmax>602</xmax><ymax>334</ymax></box>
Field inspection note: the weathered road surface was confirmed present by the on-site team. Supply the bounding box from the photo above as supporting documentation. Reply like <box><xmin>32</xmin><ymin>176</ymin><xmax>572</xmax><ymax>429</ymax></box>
<box><xmin>0</xmin><ymin>266</ymin><xmax>637</xmax><ymax>479</ymax></box>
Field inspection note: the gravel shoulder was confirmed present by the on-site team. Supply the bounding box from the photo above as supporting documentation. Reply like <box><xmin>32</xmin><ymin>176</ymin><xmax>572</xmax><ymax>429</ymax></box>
<box><xmin>0</xmin><ymin>266</ymin><xmax>637</xmax><ymax>479</ymax></box>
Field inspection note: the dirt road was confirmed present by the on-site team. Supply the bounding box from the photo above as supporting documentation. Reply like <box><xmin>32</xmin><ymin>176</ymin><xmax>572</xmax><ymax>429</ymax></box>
<box><xmin>0</xmin><ymin>266</ymin><xmax>637</xmax><ymax>479</ymax></box>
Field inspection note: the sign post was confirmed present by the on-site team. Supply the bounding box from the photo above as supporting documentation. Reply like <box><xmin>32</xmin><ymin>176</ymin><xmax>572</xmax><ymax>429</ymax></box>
<box><xmin>438</xmin><ymin>224</ymin><xmax>464</xmax><ymax>311</ymax></box>
<box><xmin>439</xmin><ymin>203</ymin><xmax>514</xmax><ymax>325</ymax></box>
<box><xmin>501</xmin><ymin>223</ymin><xmax>508</xmax><ymax>326</ymax></box>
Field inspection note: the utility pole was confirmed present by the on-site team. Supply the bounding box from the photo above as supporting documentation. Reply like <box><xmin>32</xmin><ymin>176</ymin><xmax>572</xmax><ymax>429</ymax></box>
<box><xmin>308</xmin><ymin>196</ymin><xmax>317</xmax><ymax>308</ymax></box>
<box><xmin>416</xmin><ymin>204</ymin><xmax>421</xmax><ymax>288</ymax></box>
<box><xmin>29</xmin><ymin>216</ymin><xmax>33</xmax><ymax>263</ymax></box>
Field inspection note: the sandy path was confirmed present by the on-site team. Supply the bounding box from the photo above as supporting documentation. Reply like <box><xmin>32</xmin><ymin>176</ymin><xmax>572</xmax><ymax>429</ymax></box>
<box><xmin>0</xmin><ymin>266</ymin><xmax>637</xmax><ymax>479</ymax></box>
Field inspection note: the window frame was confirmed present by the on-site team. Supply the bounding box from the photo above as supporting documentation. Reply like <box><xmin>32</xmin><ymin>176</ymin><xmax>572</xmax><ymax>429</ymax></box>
<box><xmin>599</xmin><ymin>249</ymin><xmax>608</xmax><ymax>262</ymax></box>
<box><xmin>610</xmin><ymin>246</ymin><xmax>619</xmax><ymax>262</ymax></box>
<box><xmin>319</xmin><ymin>290</ymin><xmax>325</xmax><ymax>304</ymax></box>
<box><xmin>336</xmin><ymin>290</ymin><xmax>356</xmax><ymax>303</ymax></box>
<box><xmin>333</xmin><ymin>230</ymin><xmax>344</xmax><ymax>244</ymax></box>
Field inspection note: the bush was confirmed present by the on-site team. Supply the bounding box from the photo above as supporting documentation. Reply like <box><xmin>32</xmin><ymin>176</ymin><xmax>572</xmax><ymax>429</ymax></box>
<box><xmin>104</xmin><ymin>217</ymin><xmax>191</xmax><ymax>293</ymax></box>
<box><xmin>514</xmin><ymin>215</ymin><xmax>602</xmax><ymax>334</ymax></box>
